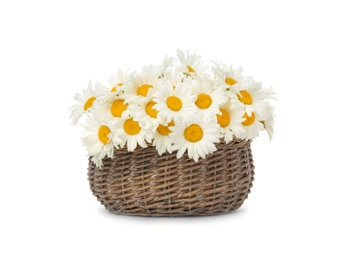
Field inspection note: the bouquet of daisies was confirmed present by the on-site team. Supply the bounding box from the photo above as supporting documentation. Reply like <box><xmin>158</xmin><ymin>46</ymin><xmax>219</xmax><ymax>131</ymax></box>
<box><xmin>70</xmin><ymin>50</ymin><xmax>275</xmax><ymax>167</ymax></box>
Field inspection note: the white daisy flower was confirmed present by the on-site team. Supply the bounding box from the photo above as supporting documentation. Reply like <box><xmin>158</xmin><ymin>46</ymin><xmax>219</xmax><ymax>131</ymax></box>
<box><xmin>261</xmin><ymin>106</ymin><xmax>275</xmax><ymax>140</ymax></box>
<box><xmin>131</xmin><ymin>96</ymin><xmax>162</xmax><ymax>132</ymax></box>
<box><xmin>192</xmin><ymin>78</ymin><xmax>228</xmax><ymax>120</ymax></box>
<box><xmin>262</xmin><ymin>85</ymin><xmax>277</xmax><ymax>100</ymax></box>
<box><xmin>108</xmin><ymin>68</ymin><xmax>134</xmax><ymax>95</ymax></box>
<box><xmin>152</xmin><ymin>121</ymin><xmax>175</xmax><ymax>155</ymax></box>
<box><xmin>236</xmin><ymin>111</ymin><xmax>265</xmax><ymax>140</ymax></box>
<box><xmin>81</xmin><ymin>114</ymin><xmax>121</xmax><ymax>167</ymax></box>
<box><xmin>176</xmin><ymin>49</ymin><xmax>209</xmax><ymax>77</ymax></box>
<box><xmin>70</xmin><ymin>81</ymin><xmax>102</xmax><ymax>125</ymax></box>
<box><xmin>152</xmin><ymin>78</ymin><xmax>195</xmax><ymax>123</ymax></box>
<box><xmin>212</xmin><ymin>60</ymin><xmax>243</xmax><ymax>93</ymax></box>
<box><xmin>160</xmin><ymin>70</ymin><xmax>185</xmax><ymax>88</ymax></box>
<box><xmin>115</xmin><ymin>116</ymin><xmax>150</xmax><ymax>152</ymax></box>
<box><xmin>98</xmin><ymin>94</ymin><xmax>130</xmax><ymax>120</ymax></box>
<box><xmin>216</xmin><ymin>101</ymin><xmax>245</xmax><ymax>143</ymax></box>
<box><xmin>234</xmin><ymin>76</ymin><xmax>270</xmax><ymax>117</ymax></box>
<box><xmin>157</xmin><ymin>55</ymin><xmax>176</xmax><ymax>78</ymax></box>
<box><xmin>92</xmin><ymin>70</ymin><xmax>130</xmax><ymax>102</ymax></box>
<box><xmin>123</xmin><ymin>65</ymin><xmax>160</xmax><ymax>103</ymax></box>
<box><xmin>170</xmin><ymin>118</ymin><xmax>222</xmax><ymax>162</ymax></box>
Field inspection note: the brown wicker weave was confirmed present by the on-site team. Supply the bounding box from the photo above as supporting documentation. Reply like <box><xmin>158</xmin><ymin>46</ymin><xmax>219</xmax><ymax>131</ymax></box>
<box><xmin>87</xmin><ymin>139</ymin><xmax>255</xmax><ymax>216</ymax></box>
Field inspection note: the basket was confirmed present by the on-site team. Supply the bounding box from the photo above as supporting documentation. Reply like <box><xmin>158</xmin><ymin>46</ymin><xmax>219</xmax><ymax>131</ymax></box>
<box><xmin>87</xmin><ymin>139</ymin><xmax>255</xmax><ymax>216</ymax></box>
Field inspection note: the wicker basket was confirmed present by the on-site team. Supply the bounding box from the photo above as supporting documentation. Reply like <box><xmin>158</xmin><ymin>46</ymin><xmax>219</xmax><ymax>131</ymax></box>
<box><xmin>87</xmin><ymin>139</ymin><xmax>255</xmax><ymax>216</ymax></box>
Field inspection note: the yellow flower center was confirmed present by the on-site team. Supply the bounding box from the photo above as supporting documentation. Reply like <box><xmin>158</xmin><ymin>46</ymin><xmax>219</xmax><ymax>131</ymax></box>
<box><xmin>184</xmin><ymin>124</ymin><xmax>203</xmax><ymax>143</ymax></box>
<box><xmin>157</xmin><ymin>121</ymin><xmax>174</xmax><ymax>136</ymax></box>
<box><xmin>111</xmin><ymin>99</ymin><xmax>128</xmax><ymax>117</ymax></box>
<box><xmin>217</xmin><ymin>109</ymin><xmax>231</xmax><ymax>127</ymax></box>
<box><xmin>145</xmin><ymin>101</ymin><xmax>158</xmax><ymax>118</ymax></box>
<box><xmin>137</xmin><ymin>84</ymin><xmax>153</xmax><ymax>97</ymax></box>
<box><xmin>84</xmin><ymin>97</ymin><xmax>96</xmax><ymax>111</ymax></box>
<box><xmin>225</xmin><ymin>77</ymin><xmax>237</xmax><ymax>86</ymax></box>
<box><xmin>237</xmin><ymin>90</ymin><xmax>253</xmax><ymax>105</ymax></box>
<box><xmin>242</xmin><ymin>112</ymin><xmax>256</xmax><ymax>126</ymax></box>
<box><xmin>187</xmin><ymin>65</ymin><xmax>195</xmax><ymax>73</ymax></box>
<box><xmin>111</xmin><ymin>83</ymin><xmax>123</xmax><ymax>92</ymax></box>
<box><xmin>124</xmin><ymin>118</ymin><xmax>141</xmax><ymax>135</ymax></box>
<box><xmin>195</xmin><ymin>93</ymin><xmax>212</xmax><ymax>109</ymax></box>
<box><xmin>166</xmin><ymin>96</ymin><xmax>183</xmax><ymax>111</ymax></box>
<box><xmin>98</xmin><ymin>125</ymin><xmax>111</xmax><ymax>145</ymax></box>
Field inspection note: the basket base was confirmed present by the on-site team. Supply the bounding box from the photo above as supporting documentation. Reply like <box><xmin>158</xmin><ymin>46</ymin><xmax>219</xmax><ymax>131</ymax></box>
<box><xmin>98</xmin><ymin>192</ymin><xmax>253</xmax><ymax>217</ymax></box>
<box><xmin>88</xmin><ymin>140</ymin><xmax>255</xmax><ymax>217</ymax></box>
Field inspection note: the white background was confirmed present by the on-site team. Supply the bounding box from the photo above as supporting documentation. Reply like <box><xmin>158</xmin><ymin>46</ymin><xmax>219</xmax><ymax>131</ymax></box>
<box><xmin>1</xmin><ymin>0</ymin><xmax>345</xmax><ymax>259</ymax></box>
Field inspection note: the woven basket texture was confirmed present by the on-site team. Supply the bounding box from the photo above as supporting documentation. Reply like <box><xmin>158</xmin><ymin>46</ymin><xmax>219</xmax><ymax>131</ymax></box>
<box><xmin>87</xmin><ymin>139</ymin><xmax>255</xmax><ymax>216</ymax></box>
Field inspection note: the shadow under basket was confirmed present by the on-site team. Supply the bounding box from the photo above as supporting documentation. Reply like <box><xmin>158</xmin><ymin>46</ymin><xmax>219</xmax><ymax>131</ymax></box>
<box><xmin>87</xmin><ymin>139</ymin><xmax>255</xmax><ymax>217</ymax></box>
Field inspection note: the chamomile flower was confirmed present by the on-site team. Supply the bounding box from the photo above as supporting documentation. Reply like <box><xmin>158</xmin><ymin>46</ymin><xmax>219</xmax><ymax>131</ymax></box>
<box><xmin>152</xmin><ymin>121</ymin><xmax>175</xmax><ymax>155</ymax></box>
<box><xmin>236</xmin><ymin>111</ymin><xmax>265</xmax><ymax>140</ymax></box>
<box><xmin>91</xmin><ymin>70</ymin><xmax>129</xmax><ymax>102</ymax></box>
<box><xmin>176</xmin><ymin>49</ymin><xmax>209</xmax><ymax>77</ymax></box>
<box><xmin>81</xmin><ymin>114</ymin><xmax>121</xmax><ymax>167</ymax></box>
<box><xmin>98</xmin><ymin>94</ymin><xmax>130</xmax><ymax>120</ymax></box>
<box><xmin>70</xmin><ymin>81</ymin><xmax>102</xmax><ymax>125</ymax></box>
<box><xmin>160</xmin><ymin>70</ymin><xmax>185</xmax><ymax>88</ymax></box>
<box><xmin>115</xmin><ymin>115</ymin><xmax>151</xmax><ymax>152</ymax></box>
<box><xmin>234</xmin><ymin>77</ymin><xmax>270</xmax><ymax>117</ymax></box>
<box><xmin>216</xmin><ymin>102</ymin><xmax>245</xmax><ymax>143</ymax></box>
<box><xmin>123</xmin><ymin>65</ymin><xmax>159</xmax><ymax>103</ymax></box>
<box><xmin>170</xmin><ymin>118</ymin><xmax>222</xmax><ymax>162</ymax></box>
<box><xmin>170</xmin><ymin>117</ymin><xmax>221</xmax><ymax>162</ymax></box>
<box><xmin>192</xmin><ymin>78</ymin><xmax>228</xmax><ymax>120</ymax></box>
<box><xmin>153</xmin><ymin>78</ymin><xmax>195</xmax><ymax>123</ymax></box>
<box><xmin>157</xmin><ymin>55</ymin><xmax>176</xmax><ymax>78</ymax></box>
<box><xmin>131</xmin><ymin>96</ymin><xmax>162</xmax><ymax>132</ymax></box>
<box><xmin>212</xmin><ymin>61</ymin><xmax>243</xmax><ymax>93</ymax></box>
<box><xmin>261</xmin><ymin>106</ymin><xmax>275</xmax><ymax>140</ymax></box>
<box><xmin>108</xmin><ymin>68</ymin><xmax>134</xmax><ymax>95</ymax></box>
